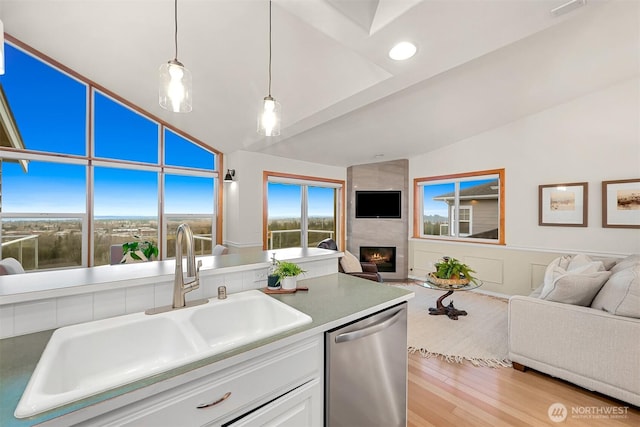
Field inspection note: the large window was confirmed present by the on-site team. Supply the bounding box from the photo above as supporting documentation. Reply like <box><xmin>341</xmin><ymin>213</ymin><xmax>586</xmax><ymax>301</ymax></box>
<box><xmin>414</xmin><ymin>169</ymin><xmax>505</xmax><ymax>244</ymax></box>
<box><xmin>264</xmin><ymin>172</ymin><xmax>344</xmax><ymax>250</ymax></box>
<box><xmin>0</xmin><ymin>40</ymin><xmax>221</xmax><ymax>271</ymax></box>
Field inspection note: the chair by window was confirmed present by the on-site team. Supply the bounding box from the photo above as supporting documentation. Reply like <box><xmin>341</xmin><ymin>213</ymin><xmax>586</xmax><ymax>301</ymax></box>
<box><xmin>0</xmin><ymin>257</ymin><xmax>26</xmax><ymax>275</ymax></box>
<box><xmin>212</xmin><ymin>245</ymin><xmax>228</xmax><ymax>256</ymax></box>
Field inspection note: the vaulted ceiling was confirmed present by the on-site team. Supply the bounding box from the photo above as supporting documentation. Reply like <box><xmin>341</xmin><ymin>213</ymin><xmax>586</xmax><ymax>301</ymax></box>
<box><xmin>1</xmin><ymin>0</ymin><xmax>638</xmax><ymax>167</ymax></box>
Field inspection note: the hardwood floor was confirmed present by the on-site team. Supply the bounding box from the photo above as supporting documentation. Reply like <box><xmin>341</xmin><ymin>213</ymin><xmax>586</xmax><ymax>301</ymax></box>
<box><xmin>407</xmin><ymin>354</ymin><xmax>640</xmax><ymax>426</ymax></box>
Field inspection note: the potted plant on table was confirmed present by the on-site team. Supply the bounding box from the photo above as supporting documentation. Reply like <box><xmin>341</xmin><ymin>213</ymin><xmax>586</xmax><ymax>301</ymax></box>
<box><xmin>274</xmin><ymin>260</ymin><xmax>306</xmax><ymax>290</ymax></box>
<box><xmin>429</xmin><ymin>256</ymin><xmax>477</xmax><ymax>286</ymax></box>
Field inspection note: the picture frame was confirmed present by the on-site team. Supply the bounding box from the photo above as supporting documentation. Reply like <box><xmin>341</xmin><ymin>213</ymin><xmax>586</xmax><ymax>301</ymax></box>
<box><xmin>602</xmin><ymin>178</ymin><xmax>640</xmax><ymax>228</ymax></box>
<box><xmin>538</xmin><ymin>182</ymin><xmax>588</xmax><ymax>227</ymax></box>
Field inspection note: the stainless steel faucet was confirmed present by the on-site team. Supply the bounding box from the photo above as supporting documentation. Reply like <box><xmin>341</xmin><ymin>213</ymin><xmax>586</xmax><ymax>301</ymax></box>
<box><xmin>173</xmin><ymin>223</ymin><xmax>202</xmax><ymax>309</ymax></box>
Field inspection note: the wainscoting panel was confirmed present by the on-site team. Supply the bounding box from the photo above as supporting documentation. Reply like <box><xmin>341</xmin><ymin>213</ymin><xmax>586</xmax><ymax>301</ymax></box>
<box><xmin>411</xmin><ymin>250</ymin><xmax>442</xmax><ymax>279</ymax></box>
<box><xmin>465</xmin><ymin>256</ymin><xmax>504</xmax><ymax>286</ymax></box>
<box><xmin>407</xmin><ymin>239</ymin><xmax>623</xmax><ymax>296</ymax></box>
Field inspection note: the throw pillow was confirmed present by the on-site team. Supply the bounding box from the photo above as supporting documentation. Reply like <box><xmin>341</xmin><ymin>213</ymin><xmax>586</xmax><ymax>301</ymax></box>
<box><xmin>542</xmin><ymin>255</ymin><xmax>572</xmax><ymax>289</ymax></box>
<box><xmin>566</xmin><ymin>253</ymin><xmax>593</xmax><ymax>271</ymax></box>
<box><xmin>340</xmin><ymin>250</ymin><xmax>363</xmax><ymax>273</ymax></box>
<box><xmin>541</xmin><ymin>255</ymin><xmax>604</xmax><ymax>298</ymax></box>
<box><xmin>591</xmin><ymin>265</ymin><xmax>640</xmax><ymax>318</ymax></box>
<box><xmin>540</xmin><ymin>270</ymin><xmax>611</xmax><ymax>306</ymax></box>
<box><xmin>610</xmin><ymin>254</ymin><xmax>640</xmax><ymax>275</ymax></box>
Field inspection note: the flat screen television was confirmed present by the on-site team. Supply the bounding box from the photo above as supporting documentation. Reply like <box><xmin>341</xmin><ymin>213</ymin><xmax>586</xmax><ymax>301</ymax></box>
<box><xmin>355</xmin><ymin>191</ymin><xmax>401</xmax><ymax>218</ymax></box>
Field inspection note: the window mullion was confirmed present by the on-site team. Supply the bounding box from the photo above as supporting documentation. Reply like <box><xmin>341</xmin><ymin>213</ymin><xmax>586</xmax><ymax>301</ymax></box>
<box><xmin>301</xmin><ymin>185</ymin><xmax>308</xmax><ymax>248</ymax></box>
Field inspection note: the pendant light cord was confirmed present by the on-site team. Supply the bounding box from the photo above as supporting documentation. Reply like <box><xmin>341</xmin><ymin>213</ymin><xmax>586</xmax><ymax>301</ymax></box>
<box><xmin>174</xmin><ymin>0</ymin><xmax>179</xmax><ymax>61</ymax></box>
<box><xmin>268</xmin><ymin>0</ymin><xmax>272</xmax><ymax>97</ymax></box>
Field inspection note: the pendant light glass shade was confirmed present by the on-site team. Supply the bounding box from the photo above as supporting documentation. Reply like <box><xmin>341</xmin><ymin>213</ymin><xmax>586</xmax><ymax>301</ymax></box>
<box><xmin>159</xmin><ymin>59</ymin><xmax>192</xmax><ymax>113</ymax></box>
<box><xmin>257</xmin><ymin>0</ymin><xmax>280</xmax><ymax>136</ymax></box>
<box><xmin>159</xmin><ymin>0</ymin><xmax>191</xmax><ymax>113</ymax></box>
<box><xmin>257</xmin><ymin>96</ymin><xmax>281</xmax><ymax>136</ymax></box>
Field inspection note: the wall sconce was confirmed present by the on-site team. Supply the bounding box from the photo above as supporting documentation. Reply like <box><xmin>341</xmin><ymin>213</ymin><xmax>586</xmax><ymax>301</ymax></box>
<box><xmin>224</xmin><ymin>169</ymin><xmax>235</xmax><ymax>182</ymax></box>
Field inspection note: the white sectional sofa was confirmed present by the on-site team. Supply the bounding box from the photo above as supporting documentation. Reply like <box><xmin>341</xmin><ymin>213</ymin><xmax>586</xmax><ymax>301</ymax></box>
<box><xmin>508</xmin><ymin>254</ymin><xmax>640</xmax><ymax>407</ymax></box>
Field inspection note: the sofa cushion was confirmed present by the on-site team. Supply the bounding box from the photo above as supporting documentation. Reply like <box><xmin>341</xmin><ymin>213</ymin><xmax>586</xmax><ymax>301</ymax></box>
<box><xmin>540</xmin><ymin>270</ymin><xmax>611</xmax><ymax>306</ymax></box>
<box><xmin>566</xmin><ymin>253</ymin><xmax>598</xmax><ymax>272</ymax></box>
<box><xmin>340</xmin><ymin>250</ymin><xmax>363</xmax><ymax>273</ymax></box>
<box><xmin>591</xmin><ymin>265</ymin><xmax>640</xmax><ymax>318</ymax></box>
<box><xmin>540</xmin><ymin>254</ymin><xmax>610</xmax><ymax>305</ymax></box>
<box><xmin>610</xmin><ymin>254</ymin><xmax>640</xmax><ymax>275</ymax></box>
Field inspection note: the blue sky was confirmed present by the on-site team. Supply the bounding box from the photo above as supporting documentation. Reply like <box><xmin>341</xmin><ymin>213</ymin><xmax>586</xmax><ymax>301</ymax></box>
<box><xmin>268</xmin><ymin>183</ymin><xmax>334</xmax><ymax>218</ymax></box>
<box><xmin>0</xmin><ymin>43</ymin><xmax>215</xmax><ymax>216</ymax></box>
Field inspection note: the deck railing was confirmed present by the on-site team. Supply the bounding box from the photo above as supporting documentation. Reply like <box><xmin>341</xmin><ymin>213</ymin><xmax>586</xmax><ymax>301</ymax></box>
<box><xmin>268</xmin><ymin>229</ymin><xmax>334</xmax><ymax>250</ymax></box>
<box><xmin>1</xmin><ymin>235</ymin><xmax>39</xmax><ymax>269</ymax></box>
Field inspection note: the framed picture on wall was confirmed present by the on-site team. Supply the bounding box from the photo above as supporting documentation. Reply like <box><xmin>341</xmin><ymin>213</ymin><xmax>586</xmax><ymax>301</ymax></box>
<box><xmin>602</xmin><ymin>178</ymin><xmax>640</xmax><ymax>228</ymax></box>
<box><xmin>538</xmin><ymin>182</ymin><xmax>588</xmax><ymax>227</ymax></box>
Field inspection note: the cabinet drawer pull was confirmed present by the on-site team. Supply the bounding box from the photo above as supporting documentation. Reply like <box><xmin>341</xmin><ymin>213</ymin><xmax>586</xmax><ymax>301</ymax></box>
<box><xmin>196</xmin><ymin>391</ymin><xmax>232</xmax><ymax>409</ymax></box>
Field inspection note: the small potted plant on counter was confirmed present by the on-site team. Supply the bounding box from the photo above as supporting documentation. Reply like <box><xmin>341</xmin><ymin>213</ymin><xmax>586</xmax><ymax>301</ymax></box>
<box><xmin>274</xmin><ymin>260</ymin><xmax>306</xmax><ymax>290</ymax></box>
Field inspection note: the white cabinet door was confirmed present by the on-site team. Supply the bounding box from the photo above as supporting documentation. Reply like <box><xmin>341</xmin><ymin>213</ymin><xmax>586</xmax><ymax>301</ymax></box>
<box><xmin>80</xmin><ymin>336</ymin><xmax>322</xmax><ymax>427</ymax></box>
<box><xmin>225</xmin><ymin>378</ymin><xmax>322</xmax><ymax>427</ymax></box>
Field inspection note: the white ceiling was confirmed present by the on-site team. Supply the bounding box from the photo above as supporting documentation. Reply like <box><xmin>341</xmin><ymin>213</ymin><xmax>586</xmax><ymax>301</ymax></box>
<box><xmin>1</xmin><ymin>0</ymin><xmax>638</xmax><ymax>167</ymax></box>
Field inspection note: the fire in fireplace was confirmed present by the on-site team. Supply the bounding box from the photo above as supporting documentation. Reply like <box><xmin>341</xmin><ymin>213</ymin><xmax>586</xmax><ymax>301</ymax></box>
<box><xmin>359</xmin><ymin>246</ymin><xmax>396</xmax><ymax>273</ymax></box>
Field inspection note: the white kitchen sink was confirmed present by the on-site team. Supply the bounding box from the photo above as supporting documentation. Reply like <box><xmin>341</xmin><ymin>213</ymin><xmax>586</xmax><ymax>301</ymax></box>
<box><xmin>15</xmin><ymin>290</ymin><xmax>312</xmax><ymax>418</ymax></box>
<box><xmin>187</xmin><ymin>290</ymin><xmax>313</xmax><ymax>349</ymax></box>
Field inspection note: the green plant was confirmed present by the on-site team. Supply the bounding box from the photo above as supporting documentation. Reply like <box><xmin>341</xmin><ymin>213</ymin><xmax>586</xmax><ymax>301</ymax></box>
<box><xmin>121</xmin><ymin>238</ymin><xmax>158</xmax><ymax>262</ymax></box>
<box><xmin>434</xmin><ymin>257</ymin><xmax>476</xmax><ymax>283</ymax></box>
<box><xmin>273</xmin><ymin>260</ymin><xmax>306</xmax><ymax>284</ymax></box>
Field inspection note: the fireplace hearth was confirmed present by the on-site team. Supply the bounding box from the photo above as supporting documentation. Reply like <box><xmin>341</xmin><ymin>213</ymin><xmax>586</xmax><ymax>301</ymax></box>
<box><xmin>360</xmin><ymin>246</ymin><xmax>396</xmax><ymax>273</ymax></box>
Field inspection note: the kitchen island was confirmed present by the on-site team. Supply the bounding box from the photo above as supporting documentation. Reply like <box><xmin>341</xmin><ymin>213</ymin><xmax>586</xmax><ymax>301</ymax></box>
<box><xmin>0</xmin><ymin>273</ymin><xmax>413</xmax><ymax>426</ymax></box>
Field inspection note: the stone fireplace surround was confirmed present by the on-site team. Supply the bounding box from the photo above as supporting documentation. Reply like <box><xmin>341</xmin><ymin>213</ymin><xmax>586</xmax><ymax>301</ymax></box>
<box><xmin>346</xmin><ymin>159</ymin><xmax>409</xmax><ymax>280</ymax></box>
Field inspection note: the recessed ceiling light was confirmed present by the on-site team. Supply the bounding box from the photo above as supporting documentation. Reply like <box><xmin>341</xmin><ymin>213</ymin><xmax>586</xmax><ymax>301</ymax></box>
<box><xmin>389</xmin><ymin>42</ymin><xmax>416</xmax><ymax>61</ymax></box>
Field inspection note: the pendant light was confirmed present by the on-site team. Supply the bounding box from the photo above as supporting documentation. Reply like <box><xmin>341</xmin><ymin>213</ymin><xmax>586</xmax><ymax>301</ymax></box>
<box><xmin>257</xmin><ymin>0</ymin><xmax>281</xmax><ymax>136</ymax></box>
<box><xmin>159</xmin><ymin>0</ymin><xmax>192</xmax><ymax>113</ymax></box>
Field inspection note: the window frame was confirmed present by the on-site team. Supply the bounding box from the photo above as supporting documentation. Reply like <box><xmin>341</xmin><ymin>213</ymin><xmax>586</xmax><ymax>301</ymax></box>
<box><xmin>413</xmin><ymin>169</ymin><xmax>505</xmax><ymax>245</ymax></box>
<box><xmin>0</xmin><ymin>36</ymin><xmax>224</xmax><ymax>269</ymax></box>
<box><xmin>262</xmin><ymin>171</ymin><xmax>345</xmax><ymax>251</ymax></box>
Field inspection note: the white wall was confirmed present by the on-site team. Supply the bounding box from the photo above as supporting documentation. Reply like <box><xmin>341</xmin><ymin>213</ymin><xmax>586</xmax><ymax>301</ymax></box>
<box><xmin>223</xmin><ymin>151</ymin><xmax>346</xmax><ymax>252</ymax></box>
<box><xmin>410</xmin><ymin>77</ymin><xmax>640</xmax><ymax>254</ymax></box>
<box><xmin>409</xmin><ymin>77</ymin><xmax>640</xmax><ymax>295</ymax></box>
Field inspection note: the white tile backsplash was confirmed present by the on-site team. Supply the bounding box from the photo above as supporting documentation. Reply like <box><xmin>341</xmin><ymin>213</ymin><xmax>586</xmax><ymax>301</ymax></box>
<box><xmin>200</xmin><ymin>274</ymin><xmax>224</xmax><ymax>299</ymax></box>
<box><xmin>224</xmin><ymin>272</ymin><xmax>244</xmax><ymax>294</ymax></box>
<box><xmin>93</xmin><ymin>289</ymin><xmax>126</xmax><ymax>320</ymax></box>
<box><xmin>242</xmin><ymin>270</ymin><xmax>265</xmax><ymax>291</ymax></box>
<box><xmin>57</xmin><ymin>294</ymin><xmax>93</xmax><ymax>327</ymax></box>
<box><xmin>0</xmin><ymin>261</ymin><xmax>339</xmax><ymax>338</ymax></box>
<box><xmin>153</xmin><ymin>282</ymin><xmax>173</xmax><ymax>309</ymax></box>
<box><xmin>125</xmin><ymin>285</ymin><xmax>155</xmax><ymax>314</ymax></box>
<box><xmin>14</xmin><ymin>300</ymin><xmax>57</xmax><ymax>336</ymax></box>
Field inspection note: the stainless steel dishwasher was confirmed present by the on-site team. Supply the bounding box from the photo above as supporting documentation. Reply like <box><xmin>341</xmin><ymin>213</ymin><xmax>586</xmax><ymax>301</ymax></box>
<box><xmin>325</xmin><ymin>302</ymin><xmax>408</xmax><ymax>427</ymax></box>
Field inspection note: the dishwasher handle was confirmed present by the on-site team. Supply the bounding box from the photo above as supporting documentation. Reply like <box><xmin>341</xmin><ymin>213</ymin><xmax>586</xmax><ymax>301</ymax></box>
<box><xmin>335</xmin><ymin>307</ymin><xmax>404</xmax><ymax>343</ymax></box>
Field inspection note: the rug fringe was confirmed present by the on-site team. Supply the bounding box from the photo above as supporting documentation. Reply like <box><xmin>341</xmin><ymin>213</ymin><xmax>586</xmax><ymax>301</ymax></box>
<box><xmin>408</xmin><ymin>346</ymin><xmax>512</xmax><ymax>368</ymax></box>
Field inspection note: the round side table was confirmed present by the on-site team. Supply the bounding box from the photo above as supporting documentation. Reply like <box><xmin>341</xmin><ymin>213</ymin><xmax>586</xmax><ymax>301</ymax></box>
<box><xmin>420</xmin><ymin>279</ymin><xmax>483</xmax><ymax>320</ymax></box>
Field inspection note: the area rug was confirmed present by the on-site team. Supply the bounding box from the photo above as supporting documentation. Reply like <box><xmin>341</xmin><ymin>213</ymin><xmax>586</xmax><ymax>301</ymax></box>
<box><xmin>399</xmin><ymin>283</ymin><xmax>511</xmax><ymax>368</ymax></box>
